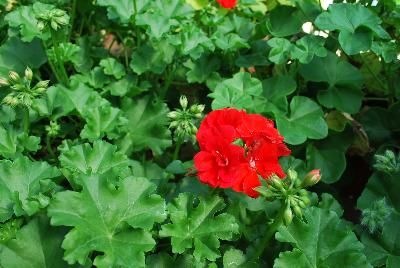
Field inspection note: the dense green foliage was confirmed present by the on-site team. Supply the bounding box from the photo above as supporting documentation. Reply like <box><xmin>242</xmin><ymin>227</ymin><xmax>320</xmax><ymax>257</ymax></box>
<box><xmin>0</xmin><ymin>0</ymin><xmax>399</xmax><ymax>267</ymax></box>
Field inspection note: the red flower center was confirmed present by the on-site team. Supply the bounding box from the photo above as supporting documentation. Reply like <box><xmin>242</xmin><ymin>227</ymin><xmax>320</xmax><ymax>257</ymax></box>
<box><xmin>214</xmin><ymin>150</ymin><xmax>229</xmax><ymax>167</ymax></box>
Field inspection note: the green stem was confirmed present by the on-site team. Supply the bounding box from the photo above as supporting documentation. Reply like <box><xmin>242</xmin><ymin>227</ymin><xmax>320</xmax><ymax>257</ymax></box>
<box><xmin>68</xmin><ymin>0</ymin><xmax>77</xmax><ymax>41</ymax></box>
<box><xmin>46</xmin><ymin>135</ymin><xmax>56</xmax><ymax>159</ymax></box>
<box><xmin>173</xmin><ymin>140</ymin><xmax>182</xmax><ymax>160</ymax></box>
<box><xmin>133</xmin><ymin>0</ymin><xmax>140</xmax><ymax>47</ymax></box>
<box><xmin>160</xmin><ymin>65</ymin><xmax>175</xmax><ymax>100</ymax></box>
<box><xmin>22</xmin><ymin>107</ymin><xmax>30</xmax><ymax>135</ymax></box>
<box><xmin>250</xmin><ymin>202</ymin><xmax>285</xmax><ymax>262</ymax></box>
<box><xmin>50</xmin><ymin>30</ymin><xmax>69</xmax><ymax>86</ymax></box>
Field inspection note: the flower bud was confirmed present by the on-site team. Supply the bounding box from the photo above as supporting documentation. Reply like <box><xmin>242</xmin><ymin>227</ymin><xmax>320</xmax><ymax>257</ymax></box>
<box><xmin>35</xmin><ymin>87</ymin><xmax>47</xmax><ymax>94</ymax></box>
<box><xmin>190</xmin><ymin>104</ymin><xmax>205</xmax><ymax>114</ymax></box>
<box><xmin>8</xmin><ymin>71</ymin><xmax>20</xmax><ymax>83</ymax></box>
<box><xmin>25</xmin><ymin>67</ymin><xmax>33</xmax><ymax>81</ymax></box>
<box><xmin>301</xmin><ymin>169</ymin><xmax>321</xmax><ymax>188</ymax></box>
<box><xmin>292</xmin><ymin>205</ymin><xmax>302</xmax><ymax>218</ymax></box>
<box><xmin>179</xmin><ymin>95</ymin><xmax>188</xmax><ymax>110</ymax></box>
<box><xmin>35</xmin><ymin>80</ymin><xmax>50</xmax><ymax>89</ymax></box>
<box><xmin>300</xmin><ymin>196</ymin><xmax>311</xmax><ymax>206</ymax></box>
<box><xmin>167</xmin><ymin>111</ymin><xmax>180</xmax><ymax>120</ymax></box>
<box><xmin>37</xmin><ymin>21</ymin><xmax>45</xmax><ymax>30</ymax></box>
<box><xmin>269</xmin><ymin>175</ymin><xmax>284</xmax><ymax>190</ymax></box>
<box><xmin>283</xmin><ymin>206</ymin><xmax>293</xmax><ymax>225</ymax></box>
<box><xmin>2</xmin><ymin>95</ymin><xmax>19</xmax><ymax>106</ymax></box>
<box><xmin>53</xmin><ymin>9</ymin><xmax>66</xmax><ymax>17</ymax></box>
<box><xmin>287</xmin><ymin>169</ymin><xmax>298</xmax><ymax>182</ymax></box>
<box><xmin>0</xmin><ymin>78</ymin><xmax>9</xmax><ymax>87</ymax></box>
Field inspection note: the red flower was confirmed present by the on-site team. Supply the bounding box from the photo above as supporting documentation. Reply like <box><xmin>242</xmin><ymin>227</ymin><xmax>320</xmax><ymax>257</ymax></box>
<box><xmin>194</xmin><ymin>108</ymin><xmax>290</xmax><ymax>197</ymax></box>
<box><xmin>216</xmin><ymin>0</ymin><xmax>237</xmax><ymax>9</ymax></box>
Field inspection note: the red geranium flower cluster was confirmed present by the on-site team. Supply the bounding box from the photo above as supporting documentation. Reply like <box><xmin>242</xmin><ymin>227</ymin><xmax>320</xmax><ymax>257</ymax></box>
<box><xmin>216</xmin><ymin>0</ymin><xmax>237</xmax><ymax>9</ymax></box>
<box><xmin>194</xmin><ymin>108</ymin><xmax>290</xmax><ymax>197</ymax></box>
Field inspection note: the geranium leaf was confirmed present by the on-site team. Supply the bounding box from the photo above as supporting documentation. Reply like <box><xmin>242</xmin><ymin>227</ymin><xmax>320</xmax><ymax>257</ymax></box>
<box><xmin>266</xmin><ymin>6</ymin><xmax>305</xmax><ymax>37</ymax></box>
<box><xmin>315</xmin><ymin>3</ymin><xmax>390</xmax><ymax>55</ymax></box>
<box><xmin>0</xmin><ymin>37</ymin><xmax>47</xmax><ymax>77</ymax></box>
<box><xmin>208</xmin><ymin>72</ymin><xmax>262</xmax><ymax>110</ymax></box>
<box><xmin>159</xmin><ymin>193</ymin><xmax>239</xmax><ymax>261</ymax></box>
<box><xmin>276</xmin><ymin>96</ymin><xmax>328</xmax><ymax>145</ymax></box>
<box><xmin>118</xmin><ymin>95</ymin><xmax>172</xmax><ymax>156</ymax></box>
<box><xmin>48</xmin><ymin>175</ymin><xmax>166</xmax><ymax>267</ymax></box>
<box><xmin>0</xmin><ymin>216</ymin><xmax>75</xmax><ymax>268</ymax></box>
<box><xmin>99</xmin><ymin>58</ymin><xmax>126</xmax><ymax>79</ymax></box>
<box><xmin>300</xmin><ymin>52</ymin><xmax>364</xmax><ymax>114</ymax></box>
<box><xmin>0</xmin><ymin>124</ymin><xmax>40</xmax><ymax>159</ymax></box>
<box><xmin>274</xmin><ymin>207</ymin><xmax>372</xmax><ymax>268</ymax></box>
<box><xmin>0</xmin><ymin>157</ymin><xmax>60</xmax><ymax>222</ymax></box>
<box><xmin>184</xmin><ymin>54</ymin><xmax>221</xmax><ymax>83</ymax></box>
<box><xmin>59</xmin><ymin>140</ymin><xmax>130</xmax><ymax>185</ymax></box>
<box><xmin>360</xmin><ymin>213</ymin><xmax>400</xmax><ymax>267</ymax></box>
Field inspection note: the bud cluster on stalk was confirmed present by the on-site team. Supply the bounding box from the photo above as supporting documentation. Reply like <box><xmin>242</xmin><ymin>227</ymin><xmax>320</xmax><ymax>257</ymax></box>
<box><xmin>361</xmin><ymin>198</ymin><xmax>392</xmax><ymax>234</ymax></box>
<box><xmin>36</xmin><ymin>8</ymin><xmax>69</xmax><ymax>31</ymax></box>
<box><xmin>374</xmin><ymin>150</ymin><xmax>400</xmax><ymax>174</ymax></box>
<box><xmin>46</xmin><ymin>121</ymin><xmax>60</xmax><ymax>137</ymax></box>
<box><xmin>0</xmin><ymin>67</ymin><xmax>49</xmax><ymax>107</ymax></box>
<box><xmin>167</xmin><ymin>95</ymin><xmax>205</xmax><ymax>143</ymax></box>
<box><xmin>256</xmin><ymin>169</ymin><xmax>322</xmax><ymax>225</ymax></box>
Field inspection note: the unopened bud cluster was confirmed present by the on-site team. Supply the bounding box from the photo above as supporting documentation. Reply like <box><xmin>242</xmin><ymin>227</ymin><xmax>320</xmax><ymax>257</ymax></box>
<box><xmin>168</xmin><ymin>95</ymin><xmax>205</xmax><ymax>143</ymax></box>
<box><xmin>256</xmin><ymin>169</ymin><xmax>321</xmax><ymax>225</ymax></box>
<box><xmin>361</xmin><ymin>198</ymin><xmax>392</xmax><ymax>234</ymax></box>
<box><xmin>374</xmin><ymin>150</ymin><xmax>400</xmax><ymax>174</ymax></box>
<box><xmin>45</xmin><ymin>121</ymin><xmax>60</xmax><ymax>137</ymax></box>
<box><xmin>37</xmin><ymin>8</ymin><xmax>69</xmax><ymax>31</ymax></box>
<box><xmin>0</xmin><ymin>67</ymin><xmax>49</xmax><ymax>107</ymax></box>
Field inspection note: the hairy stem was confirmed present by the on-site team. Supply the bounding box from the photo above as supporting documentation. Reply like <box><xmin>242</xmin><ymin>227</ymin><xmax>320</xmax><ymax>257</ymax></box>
<box><xmin>68</xmin><ymin>0</ymin><xmax>77</xmax><ymax>41</ymax></box>
<box><xmin>22</xmin><ymin>107</ymin><xmax>30</xmax><ymax>135</ymax></box>
<box><xmin>173</xmin><ymin>140</ymin><xmax>183</xmax><ymax>160</ymax></box>
<box><xmin>50</xmin><ymin>30</ymin><xmax>69</xmax><ymax>86</ymax></box>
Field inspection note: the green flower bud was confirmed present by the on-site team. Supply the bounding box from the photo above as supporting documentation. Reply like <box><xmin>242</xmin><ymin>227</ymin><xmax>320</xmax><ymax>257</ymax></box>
<box><xmin>53</xmin><ymin>9</ymin><xmax>66</xmax><ymax>17</ymax></box>
<box><xmin>2</xmin><ymin>95</ymin><xmax>19</xmax><ymax>106</ymax></box>
<box><xmin>190</xmin><ymin>104</ymin><xmax>205</xmax><ymax>114</ymax></box>
<box><xmin>35</xmin><ymin>80</ymin><xmax>50</xmax><ymax>89</ymax></box>
<box><xmin>179</xmin><ymin>95</ymin><xmax>188</xmax><ymax>110</ymax></box>
<box><xmin>167</xmin><ymin>111</ymin><xmax>180</xmax><ymax>120</ymax></box>
<box><xmin>8</xmin><ymin>71</ymin><xmax>20</xmax><ymax>83</ymax></box>
<box><xmin>292</xmin><ymin>205</ymin><xmax>303</xmax><ymax>218</ymax></box>
<box><xmin>37</xmin><ymin>21</ymin><xmax>45</xmax><ymax>30</ymax></box>
<box><xmin>35</xmin><ymin>87</ymin><xmax>47</xmax><ymax>94</ymax></box>
<box><xmin>283</xmin><ymin>206</ymin><xmax>293</xmax><ymax>225</ymax></box>
<box><xmin>300</xmin><ymin>196</ymin><xmax>311</xmax><ymax>206</ymax></box>
<box><xmin>269</xmin><ymin>175</ymin><xmax>284</xmax><ymax>190</ymax></box>
<box><xmin>287</xmin><ymin>169</ymin><xmax>298</xmax><ymax>182</ymax></box>
<box><xmin>169</xmin><ymin>121</ymin><xmax>179</xmax><ymax>128</ymax></box>
<box><xmin>301</xmin><ymin>169</ymin><xmax>321</xmax><ymax>188</ymax></box>
<box><xmin>25</xmin><ymin>67</ymin><xmax>33</xmax><ymax>81</ymax></box>
<box><xmin>298</xmin><ymin>189</ymin><xmax>308</xmax><ymax>197</ymax></box>
<box><xmin>0</xmin><ymin>78</ymin><xmax>9</xmax><ymax>87</ymax></box>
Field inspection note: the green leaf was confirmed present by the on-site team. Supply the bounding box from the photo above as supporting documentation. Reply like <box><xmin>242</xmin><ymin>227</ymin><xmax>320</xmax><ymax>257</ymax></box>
<box><xmin>0</xmin><ymin>157</ymin><xmax>60</xmax><ymax>222</ymax></box>
<box><xmin>318</xmin><ymin>193</ymin><xmax>344</xmax><ymax>217</ymax></box>
<box><xmin>300</xmin><ymin>52</ymin><xmax>364</xmax><ymax>114</ymax></box>
<box><xmin>104</xmin><ymin>74</ymin><xmax>149</xmax><ymax>97</ymax></box>
<box><xmin>254</xmin><ymin>75</ymin><xmax>297</xmax><ymax>115</ymax></box>
<box><xmin>371</xmin><ymin>41</ymin><xmax>399</xmax><ymax>63</ymax></box>
<box><xmin>208</xmin><ymin>72</ymin><xmax>262</xmax><ymax>110</ymax></box>
<box><xmin>274</xmin><ymin>207</ymin><xmax>372</xmax><ymax>268</ymax></box>
<box><xmin>0</xmin><ymin>216</ymin><xmax>74</xmax><ymax>268</ymax></box>
<box><xmin>291</xmin><ymin>35</ymin><xmax>328</xmax><ymax>64</ymax></box>
<box><xmin>0</xmin><ymin>124</ymin><xmax>40</xmax><ymax>159</ymax></box>
<box><xmin>118</xmin><ymin>95</ymin><xmax>172</xmax><ymax>156</ymax></box>
<box><xmin>212</xmin><ymin>32</ymin><xmax>249</xmax><ymax>52</ymax></box>
<box><xmin>4</xmin><ymin>5</ymin><xmax>45</xmax><ymax>42</ymax></box>
<box><xmin>159</xmin><ymin>193</ymin><xmax>239</xmax><ymax>261</ymax></box>
<box><xmin>358</xmin><ymin>102</ymin><xmax>400</xmax><ymax>145</ymax></box>
<box><xmin>99</xmin><ymin>57</ymin><xmax>126</xmax><ymax>79</ymax></box>
<box><xmin>358</xmin><ymin>171</ymin><xmax>400</xmax><ymax>213</ymax></box>
<box><xmin>136</xmin><ymin>0</ymin><xmax>193</xmax><ymax>39</ymax></box>
<box><xmin>267</xmin><ymin>38</ymin><xmax>293</xmax><ymax>64</ymax></box>
<box><xmin>266</xmin><ymin>6</ymin><xmax>305</xmax><ymax>37</ymax></box>
<box><xmin>184</xmin><ymin>54</ymin><xmax>221</xmax><ymax>83</ymax></box>
<box><xmin>96</xmin><ymin>0</ymin><xmax>149</xmax><ymax>24</ymax></box>
<box><xmin>48</xmin><ymin>175</ymin><xmax>166</xmax><ymax>267</ymax></box>
<box><xmin>315</xmin><ymin>3</ymin><xmax>390</xmax><ymax>55</ymax></box>
<box><xmin>59</xmin><ymin>140</ymin><xmax>130</xmax><ymax>182</ymax></box>
<box><xmin>0</xmin><ymin>37</ymin><xmax>47</xmax><ymax>77</ymax></box>
<box><xmin>130</xmin><ymin>40</ymin><xmax>176</xmax><ymax>75</ymax></box>
<box><xmin>276</xmin><ymin>96</ymin><xmax>328</xmax><ymax>145</ymax></box>
<box><xmin>306</xmin><ymin>130</ymin><xmax>353</xmax><ymax>183</ymax></box>
<box><xmin>360</xmin><ymin>213</ymin><xmax>400</xmax><ymax>267</ymax></box>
